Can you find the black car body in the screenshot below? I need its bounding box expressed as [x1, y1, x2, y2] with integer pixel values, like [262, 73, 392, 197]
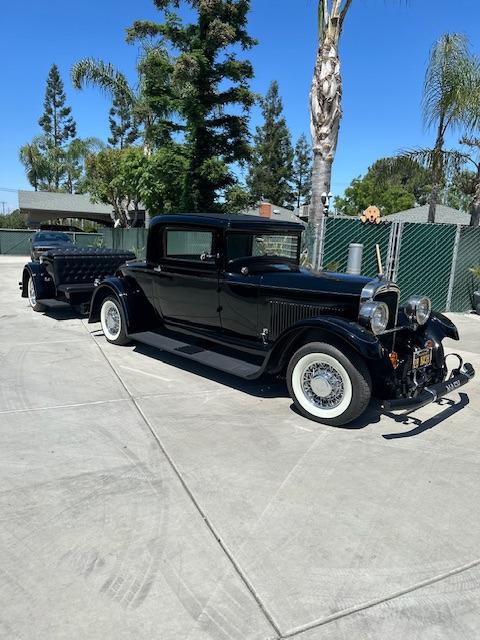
[21, 247, 136, 313]
[86, 213, 474, 425]
[30, 231, 73, 261]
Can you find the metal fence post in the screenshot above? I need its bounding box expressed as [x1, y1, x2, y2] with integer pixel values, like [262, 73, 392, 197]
[445, 225, 461, 312]
[386, 221, 403, 282]
[312, 217, 327, 270]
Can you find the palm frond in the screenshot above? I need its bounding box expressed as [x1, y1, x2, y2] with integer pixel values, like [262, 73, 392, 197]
[71, 59, 135, 104]
[400, 147, 468, 182]
[422, 33, 478, 132]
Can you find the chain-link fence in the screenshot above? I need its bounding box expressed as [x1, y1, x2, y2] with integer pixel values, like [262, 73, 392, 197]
[3, 221, 479, 313]
[307, 217, 480, 313]
[102, 228, 147, 259]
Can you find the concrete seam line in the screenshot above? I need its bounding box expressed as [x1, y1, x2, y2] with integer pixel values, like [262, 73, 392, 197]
[85, 329, 282, 639]
[282, 556, 480, 638]
[0, 398, 128, 415]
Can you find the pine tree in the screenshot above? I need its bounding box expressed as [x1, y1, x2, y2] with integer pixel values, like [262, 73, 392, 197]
[38, 64, 77, 189]
[292, 134, 313, 209]
[127, 0, 256, 211]
[108, 93, 139, 148]
[247, 81, 294, 208]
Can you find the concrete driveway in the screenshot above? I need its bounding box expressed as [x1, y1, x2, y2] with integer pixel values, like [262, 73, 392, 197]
[1, 255, 480, 640]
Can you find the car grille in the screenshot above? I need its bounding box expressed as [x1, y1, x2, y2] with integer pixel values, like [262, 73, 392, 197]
[374, 289, 399, 330]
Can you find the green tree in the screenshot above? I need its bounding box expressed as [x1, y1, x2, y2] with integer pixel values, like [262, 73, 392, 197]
[38, 64, 77, 189]
[108, 94, 139, 148]
[139, 146, 188, 214]
[86, 148, 131, 226]
[72, 50, 174, 155]
[224, 183, 251, 213]
[0, 210, 27, 229]
[292, 134, 313, 209]
[85, 146, 187, 226]
[334, 157, 433, 216]
[127, 0, 256, 211]
[63, 138, 104, 194]
[247, 81, 294, 207]
[417, 34, 480, 222]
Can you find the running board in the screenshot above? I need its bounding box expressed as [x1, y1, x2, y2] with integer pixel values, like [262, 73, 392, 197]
[130, 331, 263, 379]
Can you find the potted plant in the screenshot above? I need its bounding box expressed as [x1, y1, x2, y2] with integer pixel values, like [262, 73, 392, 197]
[469, 266, 480, 314]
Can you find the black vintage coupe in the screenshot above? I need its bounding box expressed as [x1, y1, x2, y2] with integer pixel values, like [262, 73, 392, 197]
[88, 213, 474, 426]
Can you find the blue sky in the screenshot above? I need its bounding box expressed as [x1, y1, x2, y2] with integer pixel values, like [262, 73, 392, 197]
[1, 0, 480, 211]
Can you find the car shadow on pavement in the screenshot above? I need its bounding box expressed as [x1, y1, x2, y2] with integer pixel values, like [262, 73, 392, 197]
[42, 305, 85, 321]
[130, 341, 290, 399]
[381, 393, 470, 439]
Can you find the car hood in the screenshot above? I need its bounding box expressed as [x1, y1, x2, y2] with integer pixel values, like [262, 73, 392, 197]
[260, 268, 373, 298]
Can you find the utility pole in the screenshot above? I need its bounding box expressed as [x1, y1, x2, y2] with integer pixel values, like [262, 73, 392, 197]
[0, 202, 7, 215]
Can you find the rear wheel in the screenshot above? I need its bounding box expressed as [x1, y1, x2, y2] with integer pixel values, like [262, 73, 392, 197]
[27, 275, 46, 312]
[287, 341, 372, 426]
[100, 296, 131, 345]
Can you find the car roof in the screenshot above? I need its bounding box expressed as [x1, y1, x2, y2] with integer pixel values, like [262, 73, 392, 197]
[149, 213, 304, 232]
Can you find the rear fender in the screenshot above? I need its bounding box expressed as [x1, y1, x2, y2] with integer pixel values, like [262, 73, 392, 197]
[21, 262, 54, 300]
[266, 316, 385, 375]
[88, 277, 157, 334]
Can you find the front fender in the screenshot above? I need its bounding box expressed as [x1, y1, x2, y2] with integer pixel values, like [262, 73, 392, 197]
[88, 276, 157, 334]
[266, 316, 385, 375]
[423, 311, 459, 342]
[21, 262, 54, 300]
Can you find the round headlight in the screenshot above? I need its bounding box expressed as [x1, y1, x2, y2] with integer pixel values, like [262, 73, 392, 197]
[405, 296, 431, 325]
[359, 301, 389, 335]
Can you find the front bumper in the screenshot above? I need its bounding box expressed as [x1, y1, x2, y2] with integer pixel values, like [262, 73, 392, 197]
[383, 361, 475, 412]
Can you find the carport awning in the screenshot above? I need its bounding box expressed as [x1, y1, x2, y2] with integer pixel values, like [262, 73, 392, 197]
[18, 190, 144, 226]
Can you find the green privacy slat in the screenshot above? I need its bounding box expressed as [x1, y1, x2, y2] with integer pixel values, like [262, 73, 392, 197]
[0, 230, 34, 255]
[451, 226, 480, 312]
[396, 223, 457, 310]
[322, 218, 391, 277]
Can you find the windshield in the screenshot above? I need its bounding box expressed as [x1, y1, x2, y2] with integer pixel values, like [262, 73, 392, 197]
[227, 233, 300, 262]
[34, 232, 72, 242]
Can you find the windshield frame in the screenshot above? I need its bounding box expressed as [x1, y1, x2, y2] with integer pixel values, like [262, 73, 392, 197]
[225, 230, 301, 266]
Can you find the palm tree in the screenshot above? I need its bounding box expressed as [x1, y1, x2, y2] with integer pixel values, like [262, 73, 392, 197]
[309, 0, 352, 221]
[421, 34, 480, 222]
[71, 49, 173, 156]
[19, 138, 50, 191]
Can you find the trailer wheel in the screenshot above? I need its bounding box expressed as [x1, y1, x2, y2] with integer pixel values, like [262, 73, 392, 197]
[27, 274, 46, 312]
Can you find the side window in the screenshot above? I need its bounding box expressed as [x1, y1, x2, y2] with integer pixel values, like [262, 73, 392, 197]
[165, 230, 214, 262]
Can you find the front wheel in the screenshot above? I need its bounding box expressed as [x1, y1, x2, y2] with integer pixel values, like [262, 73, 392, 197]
[100, 296, 131, 345]
[287, 341, 372, 426]
[27, 275, 46, 312]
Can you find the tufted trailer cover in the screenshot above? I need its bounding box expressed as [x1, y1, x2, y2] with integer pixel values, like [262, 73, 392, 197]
[42, 247, 136, 288]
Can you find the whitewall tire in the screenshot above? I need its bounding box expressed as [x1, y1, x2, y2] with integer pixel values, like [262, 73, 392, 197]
[100, 296, 131, 345]
[287, 341, 371, 426]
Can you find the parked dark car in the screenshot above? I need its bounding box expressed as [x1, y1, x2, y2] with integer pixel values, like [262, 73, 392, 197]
[21, 247, 136, 314]
[85, 213, 474, 426]
[30, 231, 73, 261]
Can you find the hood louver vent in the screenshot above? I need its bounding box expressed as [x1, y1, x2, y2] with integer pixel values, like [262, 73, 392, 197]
[268, 300, 349, 340]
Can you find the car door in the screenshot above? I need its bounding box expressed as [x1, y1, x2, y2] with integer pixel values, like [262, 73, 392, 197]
[153, 226, 221, 331]
[219, 232, 261, 341]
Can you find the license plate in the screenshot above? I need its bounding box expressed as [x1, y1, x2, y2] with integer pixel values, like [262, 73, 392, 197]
[413, 348, 432, 369]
